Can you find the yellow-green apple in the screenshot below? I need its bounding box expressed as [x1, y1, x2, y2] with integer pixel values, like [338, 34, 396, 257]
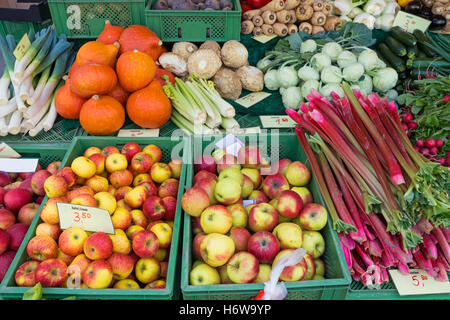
[218, 264, 232, 283]
[277, 190, 304, 219]
[314, 259, 325, 276]
[83, 259, 113, 288]
[67, 186, 94, 202]
[149, 222, 172, 248]
[248, 203, 279, 232]
[192, 233, 206, 260]
[291, 187, 313, 205]
[192, 259, 205, 269]
[241, 168, 262, 189]
[189, 263, 220, 285]
[114, 278, 140, 289]
[247, 231, 280, 264]
[102, 145, 120, 158]
[168, 159, 182, 179]
[253, 264, 271, 283]
[194, 178, 217, 205]
[105, 153, 128, 173]
[83, 146, 102, 158]
[200, 233, 235, 267]
[85, 175, 109, 193]
[30, 170, 52, 195]
[35, 222, 61, 240]
[26, 234, 58, 261]
[150, 162, 172, 184]
[303, 253, 316, 280]
[261, 174, 290, 200]
[58, 227, 88, 256]
[44, 175, 68, 198]
[192, 216, 203, 235]
[57, 248, 75, 266]
[229, 226, 251, 252]
[194, 155, 217, 174]
[218, 167, 244, 186]
[158, 178, 179, 198]
[107, 252, 135, 280]
[273, 249, 307, 281]
[217, 154, 241, 173]
[160, 261, 168, 278]
[0, 208, 15, 229]
[154, 248, 167, 261]
[107, 185, 116, 196]
[161, 196, 177, 221]
[227, 251, 259, 284]
[121, 142, 141, 162]
[94, 191, 117, 215]
[84, 232, 114, 260]
[126, 225, 145, 240]
[111, 207, 132, 230]
[35, 258, 67, 287]
[143, 196, 166, 221]
[40, 197, 65, 225]
[56, 167, 77, 188]
[273, 158, 292, 177]
[214, 178, 241, 205]
[7, 223, 28, 251]
[71, 193, 97, 207]
[285, 161, 311, 187]
[130, 209, 148, 228]
[237, 145, 262, 169]
[115, 186, 132, 201]
[273, 222, 303, 249]
[200, 204, 233, 234]
[181, 187, 210, 217]
[133, 173, 152, 187]
[135, 257, 160, 284]
[313, 274, 325, 280]
[15, 260, 39, 287]
[247, 190, 269, 204]
[298, 203, 328, 231]
[193, 170, 217, 185]
[132, 230, 159, 258]
[131, 152, 153, 174]
[71, 156, 97, 179]
[89, 153, 106, 175]
[0, 229, 10, 255]
[241, 175, 254, 199]
[116, 199, 132, 211]
[124, 185, 147, 208]
[109, 229, 132, 254]
[142, 144, 162, 163]
[46, 161, 61, 175]
[301, 231, 325, 259]
[109, 169, 134, 189]
[259, 157, 272, 175]
[227, 203, 247, 228]
[18, 202, 39, 225]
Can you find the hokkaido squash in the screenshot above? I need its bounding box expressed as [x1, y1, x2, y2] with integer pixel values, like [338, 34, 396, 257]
[126, 80, 172, 129]
[155, 66, 175, 87]
[107, 82, 129, 106]
[118, 25, 162, 59]
[69, 64, 118, 98]
[116, 50, 156, 92]
[68, 61, 81, 78]
[97, 20, 124, 45]
[146, 44, 168, 62]
[54, 80, 87, 119]
[79, 95, 125, 136]
[76, 41, 120, 68]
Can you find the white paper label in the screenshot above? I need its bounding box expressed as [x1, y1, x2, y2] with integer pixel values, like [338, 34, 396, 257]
[389, 269, 450, 296]
[117, 129, 159, 137]
[0, 143, 21, 158]
[259, 115, 296, 128]
[0, 158, 38, 172]
[215, 134, 245, 157]
[57, 202, 115, 234]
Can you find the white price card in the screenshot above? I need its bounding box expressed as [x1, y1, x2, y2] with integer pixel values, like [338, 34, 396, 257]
[0, 158, 38, 172]
[235, 92, 271, 109]
[392, 11, 431, 33]
[57, 202, 115, 234]
[259, 115, 296, 128]
[0, 143, 21, 158]
[231, 127, 262, 134]
[389, 269, 450, 296]
[214, 134, 245, 157]
[252, 34, 277, 43]
[117, 128, 159, 137]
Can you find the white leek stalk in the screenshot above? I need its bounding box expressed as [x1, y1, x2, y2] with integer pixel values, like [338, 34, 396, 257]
[0, 97, 18, 118]
[29, 114, 47, 137]
[23, 95, 52, 129]
[0, 72, 11, 105]
[42, 85, 61, 131]
[8, 109, 23, 134]
[0, 116, 7, 136]
[27, 66, 51, 105]
[19, 77, 33, 101]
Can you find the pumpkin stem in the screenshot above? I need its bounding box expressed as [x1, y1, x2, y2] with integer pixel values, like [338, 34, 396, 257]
[133, 49, 139, 53]
[62, 75, 69, 81]
[92, 95, 100, 101]
[158, 40, 163, 46]
[113, 41, 121, 49]
[105, 20, 111, 27]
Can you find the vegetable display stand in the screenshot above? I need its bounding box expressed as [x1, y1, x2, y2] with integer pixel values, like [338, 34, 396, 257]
[0, 136, 190, 300]
[47, 0, 146, 38]
[0, 19, 52, 42]
[145, 0, 241, 42]
[180, 132, 352, 300]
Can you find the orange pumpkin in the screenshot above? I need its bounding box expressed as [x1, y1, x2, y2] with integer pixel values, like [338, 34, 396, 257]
[97, 20, 124, 45]
[126, 80, 172, 129]
[79, 95, 125, 136]
[107, 83, 129, 106]
[119, 25, 162, 59]
[116, 50, 156, 92]
[146, 44, 168, 62]
[54, 80, 87, 119]
[76, 41, 120, 68]
[68, 61, 81, 78]
[69, 64, 118, 98]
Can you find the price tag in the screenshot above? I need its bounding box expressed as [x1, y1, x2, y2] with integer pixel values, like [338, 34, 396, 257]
[259, 115, 296, 128]
[231, 127, 262, 134]
[0, 143, 21, 158]
[117, 128, 159, 138]
[0, 158, 38, 172]
[57, 202, 115, 234]
[243, 200, 256, 208]
[392, 11, 431, 33]
[215, 134, 245, 157]
[253, 34, 277, 44]
[235, 92, 271, 109]
[389, 269, 450, 296]
[13, 33, 32, 61]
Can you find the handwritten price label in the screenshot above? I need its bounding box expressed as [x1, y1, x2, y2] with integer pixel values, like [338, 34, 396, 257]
[392, 11, 431, 33]
[13, 33, 32, 61]
[231, 127, 262, 134]
[117, 129, 159, 138]
[253, 34, 277, 44]
[0, 143, 21, 158]
[57, 202, 114, 234]
[235, 92, 271, 109]
[389, 269, 450, 296]
[259, 115, 296, 128]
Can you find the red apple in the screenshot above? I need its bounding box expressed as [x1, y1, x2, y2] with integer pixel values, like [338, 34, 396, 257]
[247, 190, 269, 204]
[3, 189, 33, 212]
[30, 170, 52, 196]
[277, 190, 303, 219]
[261, 174, 290, 200]
[181, 187, 210, 217]
[121, 142, 142, 162]
[0, 187, 7, 205]
[26, 234, 58, 261]
[248, 203, 279, 232]
[18, 203, 40, 225]
[7, 223, 29, 251]
[101, 146, 120, 158]
[83, 232, 114, 260]
[15, 260, 39, 287]
[248, 231, 280, 264]
[35, 258, 67, 287]
[55, 167, 77, 188]
[192, 233, 206, 260]
[298, 203, 328, 231]
[46, 161, 61, 175]
[0, 251, 16, 282]
[0, 171, 13, 187]
[0, 229, 10, 255]
[193, 170, 217, 185]
[217, 154, 241, 173]
[237, 145, 262, 169]
[18, 179, 33, 195]
[162, 196, 177, 221]
[132, 230, 159, 258]
[226, 251, 259, 283]
[192, 216, 204, 235]
[139, 181, 159, 198]
[143, 196, 166, 221]
[194, 178, 217, 205]
[0, 208, 16, 229]
[273, 158, 292, 176]
[229, 226, 251, 252]
[131, 152, 153, 174]
[194, 155, 217, 174]
[158, 178, 179, 198]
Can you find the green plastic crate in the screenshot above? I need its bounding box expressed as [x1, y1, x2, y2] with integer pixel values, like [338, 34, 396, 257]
[180, 132, 352, 300]
[145, 0, 241, 42]
[48, 0, 146, 38]
[0, 136, 190, 300]
[0, 19, 52, 42]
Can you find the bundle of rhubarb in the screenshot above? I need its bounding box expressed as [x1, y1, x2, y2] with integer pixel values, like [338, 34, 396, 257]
[285, 84, 450, 287]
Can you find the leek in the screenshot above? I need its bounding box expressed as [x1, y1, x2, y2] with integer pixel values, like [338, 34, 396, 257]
[31, 37, 71, 79]
[23, 95, 52, 129]
[0, 113, 11, 136]
[8, 109, 23, 134]
[42, 82, 63, 131]
[0, 70, 10, 105]
[21, 29, 55, 81]
[0, 117, 7, 136]
[19, 77, 34, 101]
[27, 66, 51, 105]
[6, 34, 16, 53]
[0, 98, 18, 118]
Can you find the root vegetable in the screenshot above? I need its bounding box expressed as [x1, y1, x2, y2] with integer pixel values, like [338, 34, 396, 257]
[324, 16, 344, 31]
[299, 22, 313, 34]
[158, 52, 188, 77]
[273, 23, 289, 36]
[296, 5, 314, 21]
[203, 0, 221, 10]
[288, 23, 299, 34]
[213, 68, 242, 100]
[187, 49, 222, 79]
[432, 2, 445, 15]
[312, 25, 325, 34]
[199, 41, 221, 58]
[261, 0, 285, 12]
[276, 10, 293, 23]
[153, 0, 169, 10]
[262, 24, 275, 35]
[236, 66, 264, 92]
[311, 11, 327, 25]
[172, 42, 198, 60]
[252, 15, 264, 27]
[221, 40, 249, 69]
[299, 0, 314, 6]
[241, 20, 255, 34]
[289, 10, 298, 23]
[285, 0, 301, 10]
[243, 9, 261, 20]
[262, 10, 277, 24]
[322, 1, 333, 15]
[313, 0, 324, 11]
[253, 26, 263, 36]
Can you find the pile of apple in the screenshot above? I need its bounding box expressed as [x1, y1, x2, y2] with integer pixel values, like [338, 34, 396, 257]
[13, 142, 182, 290]
[182, 145, 329, 286]
[0, 160, 63, 283]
